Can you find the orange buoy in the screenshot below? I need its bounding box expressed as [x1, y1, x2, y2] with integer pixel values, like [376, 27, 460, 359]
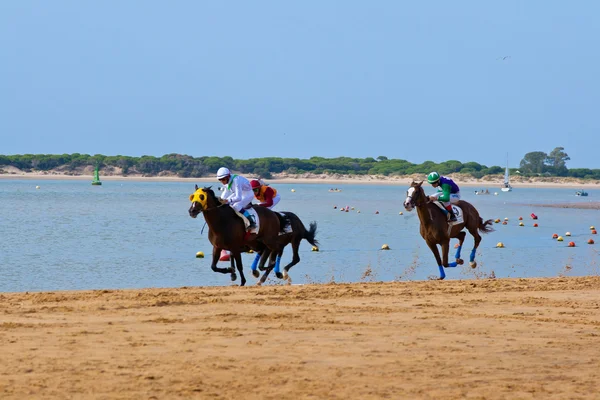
[552, 233, 558, 239]
[568, 242, 575, 247]
[519, 216, 523, 220]
[588, 239, 595, 244]
[375, 211, 379, 214]
[592, 230, 597, 235]
[502, 221, 507, 225]
[219, 250, 230, 262]
[533, 223, 538, 227]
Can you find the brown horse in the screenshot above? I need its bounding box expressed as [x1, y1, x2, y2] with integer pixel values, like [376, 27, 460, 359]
[188, 185, 286, 286]
[403, 181, 494, 279]
[250, 212, 319, 285]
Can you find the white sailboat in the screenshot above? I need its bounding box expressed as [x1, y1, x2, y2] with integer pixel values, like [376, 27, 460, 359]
[501, 155, 512, 192]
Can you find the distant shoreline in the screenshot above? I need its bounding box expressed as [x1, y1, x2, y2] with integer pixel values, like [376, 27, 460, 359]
[2, 169, 600, 189]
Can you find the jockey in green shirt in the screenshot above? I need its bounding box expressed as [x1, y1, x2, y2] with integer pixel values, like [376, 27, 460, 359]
[427, 172, 461, 222]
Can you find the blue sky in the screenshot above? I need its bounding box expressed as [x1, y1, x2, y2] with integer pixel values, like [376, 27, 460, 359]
[1, 1, 598, 168]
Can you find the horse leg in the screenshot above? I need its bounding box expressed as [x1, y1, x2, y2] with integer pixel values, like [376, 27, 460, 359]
[233, 251, 246, 286]
[425, 241, 446, 280]
[229, 254, 237, 282]
[441, 240, 458, 269]
[258, 251, 278, 285]
[211, 247, 233, 274]
[282, 239, 301, 281]
[453, 231, 466, 265]
[274, 248, 284, 280]
[250, 251, 263, 278]
[258, 250, 271, 271]
[468, 229, 483, 269]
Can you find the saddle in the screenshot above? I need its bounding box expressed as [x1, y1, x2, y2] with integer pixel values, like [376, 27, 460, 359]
[432, 202, 463, 224]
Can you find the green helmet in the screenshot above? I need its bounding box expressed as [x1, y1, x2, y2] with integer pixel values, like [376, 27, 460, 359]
[427, 172, 440, 184]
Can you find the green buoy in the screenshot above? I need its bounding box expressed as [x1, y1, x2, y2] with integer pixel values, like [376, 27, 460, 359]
[91, 166, 102, 186]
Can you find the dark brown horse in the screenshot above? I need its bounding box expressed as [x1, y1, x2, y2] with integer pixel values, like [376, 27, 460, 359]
[250, 212, 319, 285]
[188, 185, 286, 286]
[403, 181, 494, 279]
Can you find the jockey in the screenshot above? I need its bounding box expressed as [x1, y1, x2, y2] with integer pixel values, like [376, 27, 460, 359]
[251, 180, 280, 209]
[427, 171, 461, 222]
[216, 167, 256, 229]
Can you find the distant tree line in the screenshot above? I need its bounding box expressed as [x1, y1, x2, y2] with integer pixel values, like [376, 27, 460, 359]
[1, 147, 599, 180]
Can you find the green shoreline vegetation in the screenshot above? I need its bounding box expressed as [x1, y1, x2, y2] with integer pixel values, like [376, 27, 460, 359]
[1, 147, 597, 180]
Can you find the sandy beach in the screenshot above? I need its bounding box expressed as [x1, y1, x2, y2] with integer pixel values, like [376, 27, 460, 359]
[1, 277, 599, 399]
[2, 167, 600, 189]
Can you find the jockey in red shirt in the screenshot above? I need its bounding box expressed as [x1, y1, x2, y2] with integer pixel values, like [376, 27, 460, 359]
[251, 180, 281, 209]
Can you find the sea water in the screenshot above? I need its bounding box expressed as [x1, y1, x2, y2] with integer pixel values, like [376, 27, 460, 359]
[1, 179, 599, 292]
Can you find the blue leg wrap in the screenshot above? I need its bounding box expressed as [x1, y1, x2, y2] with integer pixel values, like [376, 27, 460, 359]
[438, 265, 446, 279]
[447, 262, 457, 268]
[274, 256, 282, 273]
[470, 248, 476, 263]
[250, 253, 261, 271]
[454, 246, 462, 260]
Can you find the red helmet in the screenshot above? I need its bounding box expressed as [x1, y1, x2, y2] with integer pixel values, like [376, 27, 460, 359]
[250, 180, 261, 189]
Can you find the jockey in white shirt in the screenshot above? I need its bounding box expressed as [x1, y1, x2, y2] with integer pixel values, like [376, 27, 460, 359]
[216, 167, 256, 229]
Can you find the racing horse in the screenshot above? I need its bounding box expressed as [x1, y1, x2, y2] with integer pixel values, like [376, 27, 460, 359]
[403, 181, 494, 279]
[250, 212, 319, 285]
[188, 185, 287, 286]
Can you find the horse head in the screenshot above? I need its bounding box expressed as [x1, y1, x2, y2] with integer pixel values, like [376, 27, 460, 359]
[188, 184, 219, 218]
[403, 181, 427, 211]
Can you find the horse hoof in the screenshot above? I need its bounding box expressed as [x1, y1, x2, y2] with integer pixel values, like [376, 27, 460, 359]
[252, 270, 260, 278]
[276, 272, 284, 279]
[456, 259, 464, 265]
[231, 273, 237, 281]
[470, 261, 477, 269]
[282, 270, 289, 279]
[256, 281, 262, 286]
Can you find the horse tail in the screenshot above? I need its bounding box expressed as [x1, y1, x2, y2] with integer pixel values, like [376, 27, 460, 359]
[304, 221, 319, 247]
[478, 218, 494, 234]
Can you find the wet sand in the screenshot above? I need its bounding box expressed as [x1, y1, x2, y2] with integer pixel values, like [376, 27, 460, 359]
[2, 277, 600, 399]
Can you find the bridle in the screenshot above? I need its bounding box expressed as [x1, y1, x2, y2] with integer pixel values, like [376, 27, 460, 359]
[406, 185, 428, 208]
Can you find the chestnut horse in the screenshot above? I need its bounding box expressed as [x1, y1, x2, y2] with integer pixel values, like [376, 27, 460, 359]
[250, 212, 319, 285]
[403, 181, 494, 279]
[188, 185, 286, 286]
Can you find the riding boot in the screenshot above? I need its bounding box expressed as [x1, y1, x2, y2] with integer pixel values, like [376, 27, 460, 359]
[446, 205, 457, 222]
[243, 210, 256, 229]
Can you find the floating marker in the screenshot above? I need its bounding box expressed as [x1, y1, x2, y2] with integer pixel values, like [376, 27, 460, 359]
[588, 239, 595, 244]
[398, 211, 403, 215]
[496, 242, 505, 248]
[519, 216, 523, 220]
[519, 222, 524, 226]
[35, 186, 40, 189]
[375, 211, 379, 214]
[533, 223, 538, 227]
[557, 236, 564, 242]
[592, 230, 597, 235]
[195, 251, 205, 258]
[552, 233, 558, 239]
[311, 246, 319, 252]
[565, 232, 572, 237]
[219, 250, 230, 262]
[590, 226, 595, 230]
[381, 244, 390, 250]
[568, 241, 576, 247]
